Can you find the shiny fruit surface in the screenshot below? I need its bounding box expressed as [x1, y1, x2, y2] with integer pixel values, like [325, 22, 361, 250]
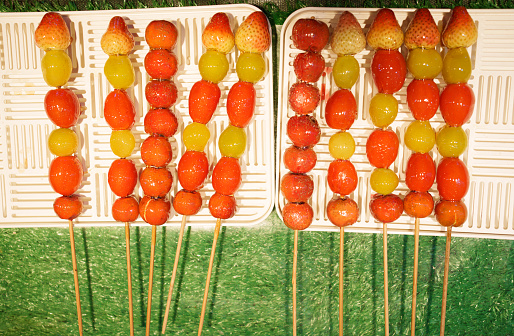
[212, 157, 242, 196]
[44, 89, 80, 128]
[370, 168, 399, 195]
[140, 167, 172, 198]
[112, 196, 139, 222]
[287, 115, 321, 148]
[209, 192, 236, 219]
[327, 159, 358, 196]
[108, 158, 137, 197]
[189, 80, 220, 124]
[227, 81, 256, 128]
[294, 52, 325, 83]
[218, 125, 246, 158]
[327, 197, 359, 227]
[54, 195, 82, 220]
[404, 191, 434, 218]
[139, 196, 171, 226]
[145, 20, 178, 50]
[281, 173, 314, 203]
[369, 93, 398, 128]
[144, 108, 178, 138]
[407, 48, 443, 79]
[404, 120, 435, 154]
[436, 157, 469, 201]
[173, 189, 203, 216]
[369, 194, 404, 223]
[366, 129, 399, 168]
[41, 50, 72, 87]
[48, 128, 78, 157]
[325, 89, 357, 130]
[371, 49, 407, 94]
[435, 199, 467, 227]
[440, 83, 475, 126]
[291, 18, 330, 53]
[104, 89, 135, 130]
[436, 125, 467, 158]
[110, 130, 135, 158]
[407, 79, 439, 120]
[182, 122, 210, 152]
[329, 131, 355, 160]
[442, 47, 472, 84]
[236, 52, 266, 83]
[177, 150, 209, 190]
[145, 80, 178, 108]
[144, 49, 178, 79]
[282, 202, 313, 230]
[332, 55, 359, 89]
[49, 156, 83, 196]
[104, 55, 135, 89]
[198, 50, 229, 84]
[283, 146, 317, 174]
[405, 152, 436, 192]
[288, 82, 320, 115]
[141, 135, 172, 167]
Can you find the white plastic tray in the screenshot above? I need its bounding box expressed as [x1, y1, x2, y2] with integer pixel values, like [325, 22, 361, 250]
[0, 4, 275, 228]
[277, 7, 514, 240]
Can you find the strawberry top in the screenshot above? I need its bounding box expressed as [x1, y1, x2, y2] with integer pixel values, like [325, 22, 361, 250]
[202, 13, 235, 54]
[404, 8, 440, 50]
[442, 6, 478, 49]
[35, 12, 71, 51]
[235, 11, 270, 53]
[101, 16, 135, 56]
[331, 11, 366, 56]
[366, 8, 404, 50]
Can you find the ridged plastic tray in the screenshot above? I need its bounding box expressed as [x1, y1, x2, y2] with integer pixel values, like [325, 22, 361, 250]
[276, 7, 514, 239]
[0, 4, 275, 228]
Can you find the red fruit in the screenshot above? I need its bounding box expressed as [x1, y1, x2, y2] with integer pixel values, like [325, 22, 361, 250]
[440, 84, 475, 126]
[189, 80, 221, 124]
[369, 194, 404, 223]
[293, 52, 325, 82]
[366, 129, 399, 168]
[112, 196, 139, 222]
[234, 11, 271, 53]
[49, 156, 83, 196]
[202, 13, 235, 54]
[144, 49, 178, 79]
[108, 159, 137, 197]
[286, 115, 321, 148]
[227, 81, 256, 128]
[325, 89, 357, 130]
[104, 89, 135, 130]
[140, 167, 172, 198]
[283, 146, 317, 174]
[101, 16, 134, 56]
[405, 153, 436, 192]
[407, 79, 439, 121]
[139, 196, 171, 226]
[44, 88, 81, 128]
[442, 6, 478, 49]
[288, 82, 320, 115]
[403, 191, 434, 218]
[141, 135, 172, 167]
[177, 150, 209, 191]
[404, 8, 440, 50]
[35, 12, 71, 51]
[53, 195, 82, 220]
[144, 108, 178, 137]
[371, 49, 407, 94]
[291, 18, 329, 53]
[436, 157, 469, 201]
[327, 197, 359, 227]
[281, 173, 314, 203]
[209, 192, 236, 219]
[212, 157, 242, 196]
[327, 159, 358, 196]
[173, 189, 203, 216]
[145, 80, 178, 108]
[145, 20, 178, 50]
[331, 11, 366, 56]
[435, 199, 467, 227]
[282, 202, 313, 230]
[366, 8, 404, 50]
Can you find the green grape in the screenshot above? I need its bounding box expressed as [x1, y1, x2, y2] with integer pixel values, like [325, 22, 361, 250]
[436, 125, 468, 158]
[236, 53, 266, 83]
[110, 130, 135, 158]
[183, 122, 210, 152]
[407, 48, 443, 80]
[442, 47, 472, 84]
[404, 120, 436, 153]
[48, 128, 78, 156]
[329, 131, 355, 160]
[104, 55, 135, 89]
[369, 93, 398, 128]
[41, 50, 72, 87]
[370, 168, 399, 195]
[218, 125, 246, 158]
[332, 55, 359, 89]
[198, 50, 229, 84]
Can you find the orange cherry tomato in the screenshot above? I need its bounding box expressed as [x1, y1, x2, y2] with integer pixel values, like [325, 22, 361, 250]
[144, 108, 178, 137]
[104, 89, 135, 130]
[325, 89, 357, 131]
[280, 172, 314, 203]
[366, 129, 399, 168]
[369, 194, 403, 223]
[173, 189, 203, 216]
[227, 81, 256, 128]
[405, 153, 436, 192]
[49, 156, 83, 196]
[145, 20, 178, 50]
[407, 79, 439, 121]
[139, 195, 171, 225]
[53, 195, 82, 220]
[189, 80, 220, 124]
[403, 191, 434, 218]
[208, 192, 236, 219]
[141, 135, 172, 167]
[282, 202, 313, 230]
[327, 159, 358, 196]
[140, 167, 172, 198]
[327, 197, 359, 227]
[371, 49, 407, 94]
[177, 150, 209, 191]
[108, 158, 137, 197]
[440, 83, 475, 127]
[435, 199, 467, 227]
[112, 196, 139, 222]
[212, 157, 242, 196]
[44, 88, 81, 128]
[436, 157, 469, 201]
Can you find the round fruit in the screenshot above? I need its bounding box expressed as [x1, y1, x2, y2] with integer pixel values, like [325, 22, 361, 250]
[209, 192, 236, 219]
[407, 79, 439, 121]
[110, 130, 135, 158]
[442, 47, 472, 84]
[369, 194, 404, 223]
[327, 197, 359, 227]
[182, 122, 210, 152]
[212, 157, 242, 196]
[325, 89, 357, 130]
[283, 146, 317, 174]
[145, 20, 178, 50]
[404, 191, 434, 218]
[288, 82, 320, 115]
[144, 108, 178, 138]
[366, 129, 399, 168]
[369, 93, 398, 128]
[282, 202, 313, 230]
[189, 80, 220, 124]
[177, 150, 209, 190]
[227, 81, 256, 128]
[53, 195, 82, 220]
[436, 157, 469, 201]
[327, 159, 358, 196]
[236, 52, 266, 83]
[140, 167, 172, 198]
[198, 50, 229, 84]
[440, 83, 475, 126]
[405, 152, 436, 192]
[44, 89, 80, 128]
[281, 173, 314, 203]
[112, 196, 139, 222]
[104, 55, 135, 89]
[108, 159, 137, 197]
[294, 52, 325, 83]
[329, 131, 355, 160]
[49, 156, 83, 196]
[104, 89, 136, 130]
[435, 199, 467, 227]
[287, 115, 321, 148]
[371, 49, 407, 94]
[173, 189, 203, 216]
[141, 135, 172, 167]
[145, 80, 178, 108]
[48, 128, 78, 157]
[370, 168, 399, 195]
[139, 196, 171, 226]
[291, 18, 330, 53]
[218, 125, 246, 158]
[144, 49, 178, 79]
[332, 55, 359, 89]
[407, 48, 443, 79]
[41, 50, 72, 87]
[436, 125, 468, 158]
[404, 120, 435, 154]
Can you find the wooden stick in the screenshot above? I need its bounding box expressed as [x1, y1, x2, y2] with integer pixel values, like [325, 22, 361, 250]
[383, 222, 389, 336]
[440, 226, 452, 336]
[125, 223, 134, 336]
[68, 220, 83, 336]
[146, 225, 157, 336]
[411, 218, 420, 336]
[339, 227, 344, 336]
[198, 218, 222, 336]
[162, 215, 188, 334]
[293, 229, 298, 336]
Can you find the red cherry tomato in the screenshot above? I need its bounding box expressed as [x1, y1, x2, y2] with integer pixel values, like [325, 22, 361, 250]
[282, 202, 313, 230]
[141, 135, 172, 167]
[440, 83, 475, 126]
[435, 199, 467, 227]
[366, 129, 399, 168]
[140, 167, 173, 198]
[145, 80, 178, 108]
[139, 196, 171, 225]
[189, 80, 221, 124]
[327, 159, 358, 196]
[53, 195, 82, 220]
[403, 191, 434, 218]
[369, 194, 404, 223]
[112, 196, 139, 222]
[327, 197, 359, 227]
[227, 81, 256, 128]
[173, 189, 203, 216]
[108, 159, 137, 197]
[144, 108, 178, 137]
[286, 115, 321, 148]
[405, 153, 436, 192]
[325, 89, 357, 130]
[371, 49, 407, 94]
[436, 157, 469, 201]
[407, 79, 439, 121]
[104, 89, 136, 130]
[212, 157, 242, 196]
[49, 156, 83, 196]
[177, 150, 209, 191]
[280, 172, 314, 203]
[44, 88, 81, 128]
[144, 49, 178, 79]
[283, 146, 317, 174]
[209, 192, 236, 219]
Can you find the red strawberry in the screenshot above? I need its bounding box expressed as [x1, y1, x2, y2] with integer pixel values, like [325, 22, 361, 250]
[331, 11, 366, 56]
[235, 11, 270, 53]
[202, 13, 235, 54]
[35, 12, 71, 51]
[442, 6, 478, 49]
[101, 16, 134, 56]
[227, 81, 256, 128]
[367, 8, 404, 50]
[404, 8, 440, 50]
[288, 82, 320, 115]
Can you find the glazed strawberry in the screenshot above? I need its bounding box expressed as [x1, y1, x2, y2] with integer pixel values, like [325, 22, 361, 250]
[404, 8, 440, 50]
[189, 80, 221, 124]
[331, 11, 366, 56]
[366, 8, 404, 50]
[227, 81, 256, 128]
[235, 11, 270, 53]
[442, 6, 478, 49]
[288, 82, 320, 115]
[101, 16, 135, 56]
[202, 13, 235, 54]
[35, 12, 71, 51]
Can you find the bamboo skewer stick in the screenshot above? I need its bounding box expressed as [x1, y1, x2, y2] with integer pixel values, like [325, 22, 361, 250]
[198, 218, 222, 336]
[411, 218, 420, 336]
[339, 227, 344, 336]
[125, 222, 134, 336]
[68, 220, 83, 336]
[293, 229, 298, 336]
[146, 225, 157, 336]
[162, 215, 188, 334]
[383, 222, 389, 336]
[440, 226, 452, 336]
